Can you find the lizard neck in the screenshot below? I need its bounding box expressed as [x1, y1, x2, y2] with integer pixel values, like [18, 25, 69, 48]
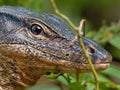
[0, 55, 44, 90]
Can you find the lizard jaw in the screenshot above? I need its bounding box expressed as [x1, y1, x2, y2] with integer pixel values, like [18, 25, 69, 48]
[35, 63, 110, 73]
[0, 44, 111, 73]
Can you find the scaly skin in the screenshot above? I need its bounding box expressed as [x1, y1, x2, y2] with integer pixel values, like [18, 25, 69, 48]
[0, 6, 112, 90]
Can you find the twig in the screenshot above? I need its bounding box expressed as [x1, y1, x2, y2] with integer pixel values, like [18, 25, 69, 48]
[50, 0, 78, 31]
[61, 74, 71, 84]
[77, 20, 99, 90]
[49, 0, 99, 90]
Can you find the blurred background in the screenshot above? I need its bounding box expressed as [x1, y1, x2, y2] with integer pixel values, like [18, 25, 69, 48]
[0, 0, 120, 90]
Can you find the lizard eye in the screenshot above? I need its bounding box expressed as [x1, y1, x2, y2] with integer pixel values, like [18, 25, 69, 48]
[31, 24, 43, 35]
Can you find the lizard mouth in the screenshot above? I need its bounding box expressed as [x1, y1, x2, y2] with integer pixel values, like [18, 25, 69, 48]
[0, 43, 111, 73]
[36, 62, 110, 73]
[36, 52, 112, 73]
[33, 53, 112, 73]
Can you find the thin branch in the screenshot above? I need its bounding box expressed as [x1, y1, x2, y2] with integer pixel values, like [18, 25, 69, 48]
[77, 20, 99, 90]
[50, 0, 78, 31]
[50, 0, 99, 90]
[61, 74, 71, 84]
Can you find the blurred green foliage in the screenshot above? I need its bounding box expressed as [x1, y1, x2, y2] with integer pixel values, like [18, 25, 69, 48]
[1, 0, 120, 90]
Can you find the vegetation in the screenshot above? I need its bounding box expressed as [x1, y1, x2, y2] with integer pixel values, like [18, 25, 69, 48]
[1, 0, 120, 90]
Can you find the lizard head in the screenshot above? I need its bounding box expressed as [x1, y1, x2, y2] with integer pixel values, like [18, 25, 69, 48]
[0, 6, 112, 73]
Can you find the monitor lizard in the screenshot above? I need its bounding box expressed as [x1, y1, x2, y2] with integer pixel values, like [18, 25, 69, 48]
[0, 6, 112, 90]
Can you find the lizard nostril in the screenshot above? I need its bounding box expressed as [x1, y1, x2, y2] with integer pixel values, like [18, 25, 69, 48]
[86, 46, 95, 54]
[66, 53, 69, 56]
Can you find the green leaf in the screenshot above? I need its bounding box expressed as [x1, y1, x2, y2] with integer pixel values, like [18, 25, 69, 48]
[69, 82, 86, 90]
[99, 81, 119, 90]
[109, 36, 120, 50]
[46, 72, 61, 79]
[102, 65, 120, 79]
[69, 81, 95, 90]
